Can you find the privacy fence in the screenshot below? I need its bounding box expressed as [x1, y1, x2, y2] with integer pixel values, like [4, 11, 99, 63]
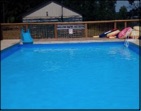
[0, 19, 139, 39]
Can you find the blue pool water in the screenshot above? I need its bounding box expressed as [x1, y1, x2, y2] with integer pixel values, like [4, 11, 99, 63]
[1, 42, 139, 109]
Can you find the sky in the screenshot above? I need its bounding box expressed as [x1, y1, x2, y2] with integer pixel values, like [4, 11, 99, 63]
[116, 0, 140, 12]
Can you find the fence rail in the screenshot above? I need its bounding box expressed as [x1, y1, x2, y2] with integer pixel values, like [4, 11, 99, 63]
[0, 19, 139, 40]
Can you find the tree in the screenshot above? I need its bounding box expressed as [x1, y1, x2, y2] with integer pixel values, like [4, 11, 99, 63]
[0, 0, 118, 22]
[127, 0, 141, 19]
[80, 0, 100, 21]
[117, 6, 128, 19]
[97, 0, 116, 20]
[128, 0, 135, 5]
[0, 0, 48, 23]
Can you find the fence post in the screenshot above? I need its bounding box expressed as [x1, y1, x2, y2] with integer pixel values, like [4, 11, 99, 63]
[85, 23, 88, 38]
[114, 22, 117, 29]
[54, 24, 57, 39]
[26, 24, 28, 30]
[0, 24, 3, 40]
[124, 22, 127, 28]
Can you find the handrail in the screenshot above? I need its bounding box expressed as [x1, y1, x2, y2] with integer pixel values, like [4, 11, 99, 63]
[0, 19, 140, 25]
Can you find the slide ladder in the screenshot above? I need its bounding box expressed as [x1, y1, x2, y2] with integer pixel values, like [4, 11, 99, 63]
[124, 28, 133, 47]
[124, 29, 136, 47]
[124, 36, 129, 47]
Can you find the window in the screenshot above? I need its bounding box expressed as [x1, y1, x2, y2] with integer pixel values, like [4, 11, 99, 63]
[46, 12, 48, 16]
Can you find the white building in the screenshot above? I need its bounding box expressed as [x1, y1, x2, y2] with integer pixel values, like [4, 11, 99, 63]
[22, 1, 83, 22]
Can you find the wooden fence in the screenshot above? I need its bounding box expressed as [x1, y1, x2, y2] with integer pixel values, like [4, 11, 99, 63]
[0, 19, 139, 40]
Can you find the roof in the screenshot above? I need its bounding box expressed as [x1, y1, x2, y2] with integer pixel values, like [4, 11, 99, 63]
[22, 0, 82, 18]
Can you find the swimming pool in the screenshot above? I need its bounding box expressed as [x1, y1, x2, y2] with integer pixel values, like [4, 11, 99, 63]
[1, 41, 139, 109]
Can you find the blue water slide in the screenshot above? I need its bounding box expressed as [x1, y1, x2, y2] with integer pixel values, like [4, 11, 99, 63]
[21, 29, 33, 44]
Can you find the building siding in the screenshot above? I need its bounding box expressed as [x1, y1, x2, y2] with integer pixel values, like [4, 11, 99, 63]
[24, 2, 82, 18]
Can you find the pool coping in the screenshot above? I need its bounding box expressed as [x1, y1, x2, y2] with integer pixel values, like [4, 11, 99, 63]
[0, 39, 140, 51]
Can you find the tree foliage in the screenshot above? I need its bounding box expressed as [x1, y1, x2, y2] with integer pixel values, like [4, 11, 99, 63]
[117, 6, 128, 19]
[128, 0, 135, 5]
[97, 0, 116, 20]
[1, 0, 117, 23]
[127, 0, 141, 19]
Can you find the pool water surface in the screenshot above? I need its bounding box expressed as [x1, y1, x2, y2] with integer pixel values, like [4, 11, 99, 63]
[1, 42, 139, 109]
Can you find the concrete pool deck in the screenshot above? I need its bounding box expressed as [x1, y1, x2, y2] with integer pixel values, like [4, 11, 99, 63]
[0, 38, 140, 51]
[1, 39, 21, 51]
